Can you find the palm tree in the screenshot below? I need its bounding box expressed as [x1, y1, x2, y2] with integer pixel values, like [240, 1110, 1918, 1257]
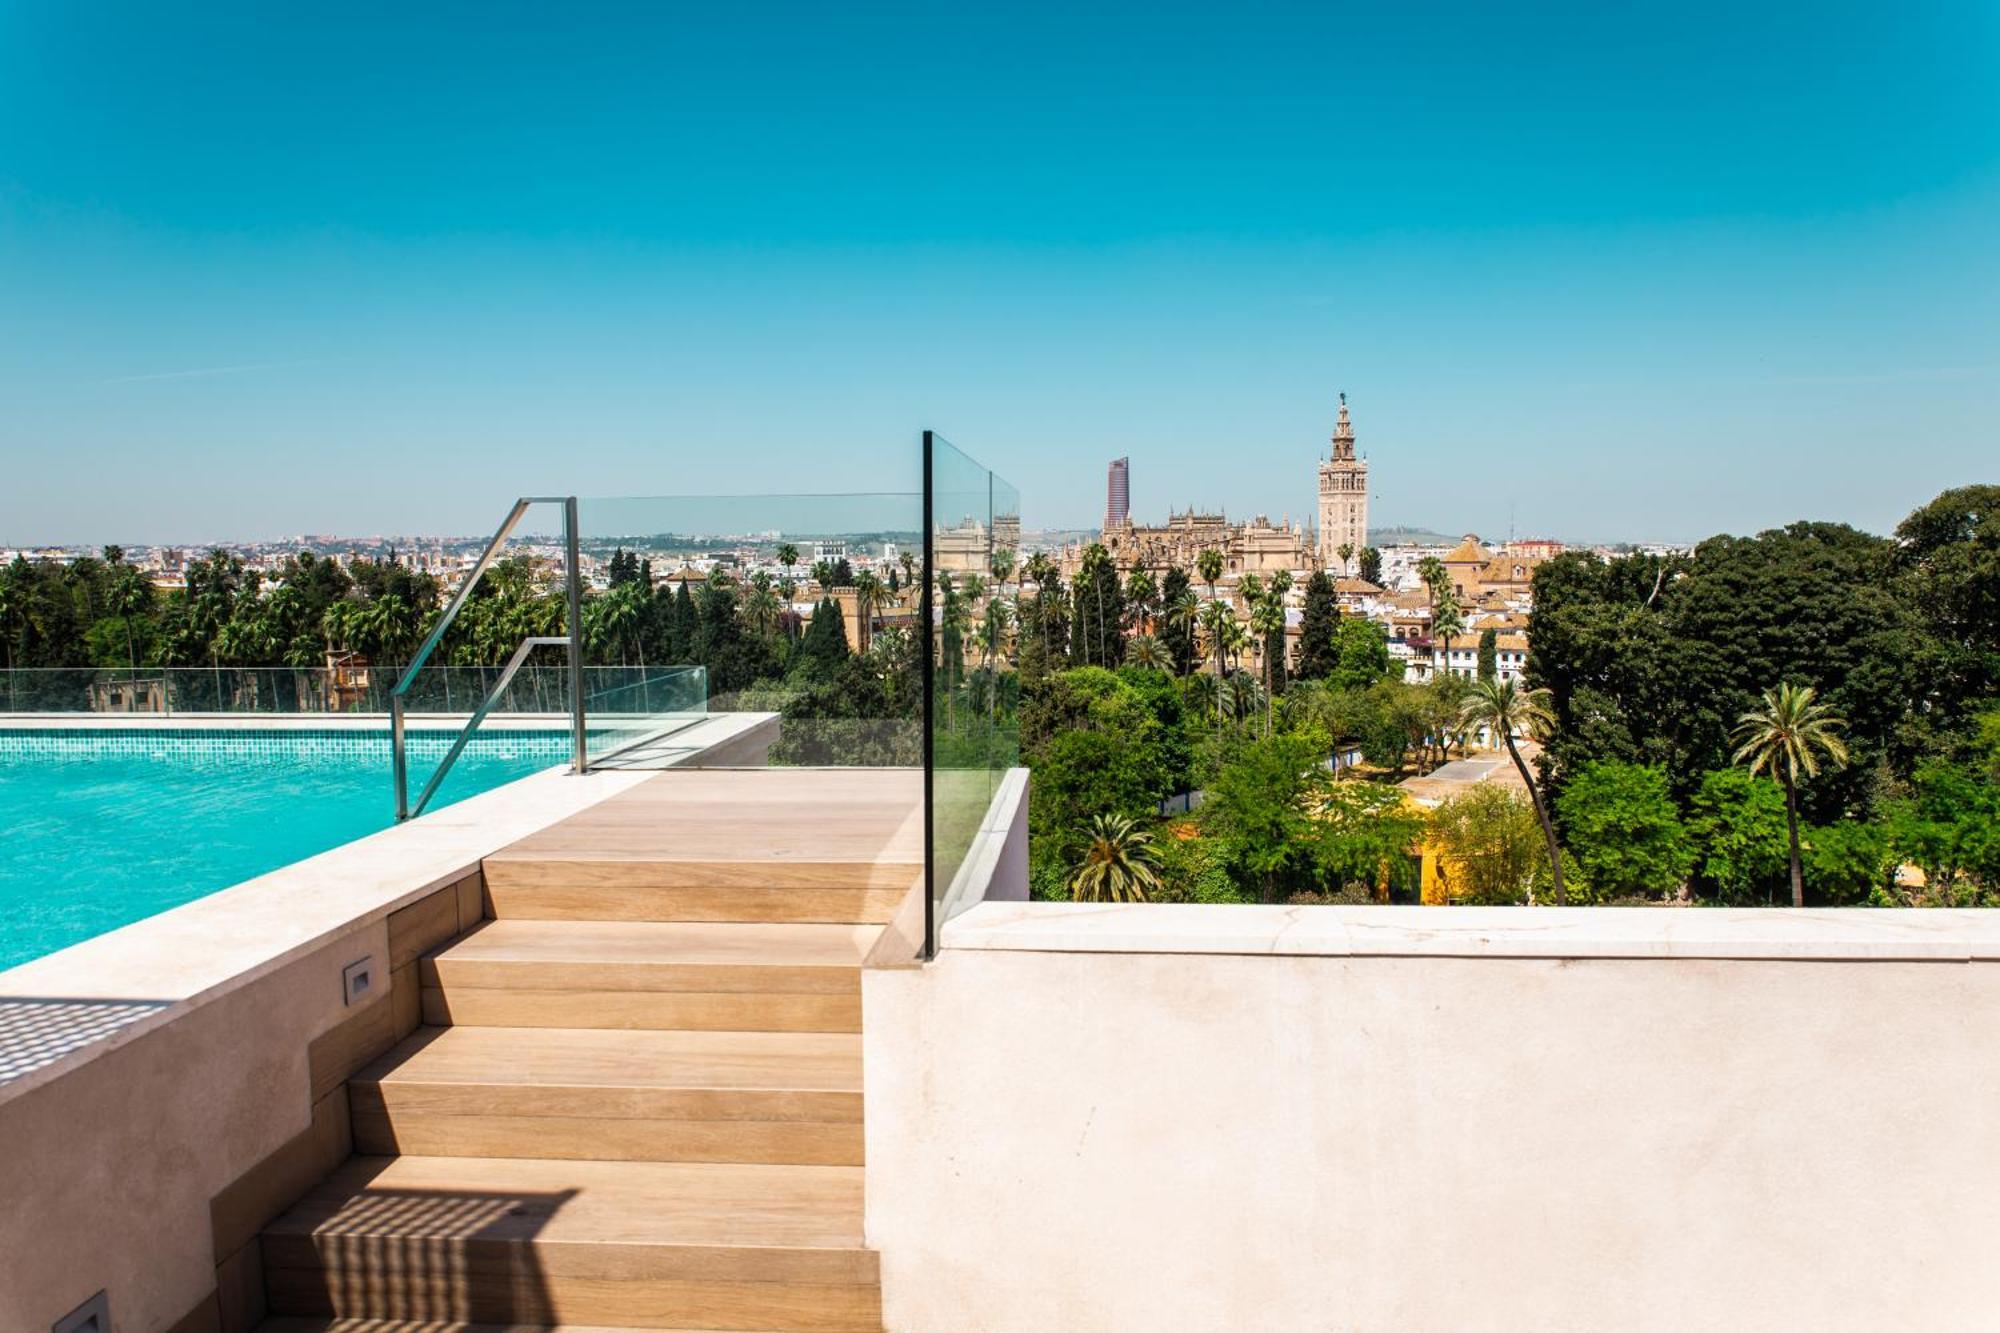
[898, 548, 917, 590]
[1196, 547, 1224, 603]
[1198, 598, 1235, 728]
[742, 576, 782, 644]
[580, 595, 616, 668]
[322, 598, 361, 656]
[1459, 678, 1565, 905]
[1337, 541, 1354, 578]
[1069, 813, 1163, 903]
[0, 569, 20, 675]
[1417, 554, 1447, 596]
[216, 607, 275, 664]
[110, 564, 151, 676]
[1072, 546, 1116, 667]
[1127, 634, 1170, 671]
[187, 589, 233, 705]
[1217, 670, 1266, 726]
[1023, 552, 1059, 663]
[1123, 568, 1157, 636]
[1249, 592, 1285, 736]
[1162, 586, 1199, 676]
[977, 595, 1014, 670]
[989, 548, 1015, 601]
[937, 571, 968, 730]
[1217, 612, 1250, 676]
[362, 593, 417, 668]
[810, 559, 834, 591]
[1264, 568, 1292, 683]
[776, 542, 800, 587]
[851, 571, 885, 654]
[1431, 595, 1465, 681]
[1732, 683, 1850, 908]
[601, 582, 648, 665]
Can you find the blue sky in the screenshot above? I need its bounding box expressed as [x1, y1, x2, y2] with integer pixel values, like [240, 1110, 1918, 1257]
[2, 1, 1995, 544]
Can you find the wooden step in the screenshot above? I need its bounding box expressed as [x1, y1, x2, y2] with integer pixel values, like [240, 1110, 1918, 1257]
[261, 1155, 880, 1331]
[481, 769, 921, 926]
[479, 861, 913, 926]
[422, 921, 870, 1033]
[350, 1027, 863, 1166]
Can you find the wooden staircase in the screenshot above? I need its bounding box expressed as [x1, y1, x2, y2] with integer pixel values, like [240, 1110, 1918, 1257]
[258, 769, 921, 1333]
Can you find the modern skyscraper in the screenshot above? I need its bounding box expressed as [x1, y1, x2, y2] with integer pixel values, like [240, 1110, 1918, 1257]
[1316, 394, 1369, 571]
[1105, 456, 1130, 530]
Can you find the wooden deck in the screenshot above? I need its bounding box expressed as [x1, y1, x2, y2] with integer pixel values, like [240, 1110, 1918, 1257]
[259, 767, 922, 1333]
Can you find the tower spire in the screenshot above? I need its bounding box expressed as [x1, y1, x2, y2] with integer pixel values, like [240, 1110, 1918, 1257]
[1317, 391, 1368, 570]
[1331, 392, 1355, 461]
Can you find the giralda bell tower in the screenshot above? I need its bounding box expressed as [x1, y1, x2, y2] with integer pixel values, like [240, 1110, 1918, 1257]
[1316, 393, 1368, 571]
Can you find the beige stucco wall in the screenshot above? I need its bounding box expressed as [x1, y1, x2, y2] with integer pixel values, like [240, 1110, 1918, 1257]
[864, 912, 2000, 1331]
[0, 764, 655, 1333]
[0, 922, 383, 1332]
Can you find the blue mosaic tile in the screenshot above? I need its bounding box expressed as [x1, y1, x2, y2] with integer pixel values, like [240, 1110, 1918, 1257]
[0, 728, 575, 766]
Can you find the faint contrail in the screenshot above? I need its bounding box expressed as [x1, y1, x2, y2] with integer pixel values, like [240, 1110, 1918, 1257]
[95, 359, 322, 384]
[1764, 364, 1997, 387]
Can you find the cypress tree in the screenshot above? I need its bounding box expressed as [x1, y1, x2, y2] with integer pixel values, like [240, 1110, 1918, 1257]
[1477, 627, 1498, 682]
[668, 581, 697, 661]
[1294, 569, 1339, 680]
[797, 599, 827, 667]
[1159, 566, 1197, 675]
[799, 597, 851, 676]
[822, 597, 851, 660]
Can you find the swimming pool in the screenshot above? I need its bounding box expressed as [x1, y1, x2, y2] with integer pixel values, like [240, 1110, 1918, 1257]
[0, 728, 571, 969]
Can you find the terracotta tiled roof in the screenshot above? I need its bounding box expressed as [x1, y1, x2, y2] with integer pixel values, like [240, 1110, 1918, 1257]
[1442, 535, 1490, 564]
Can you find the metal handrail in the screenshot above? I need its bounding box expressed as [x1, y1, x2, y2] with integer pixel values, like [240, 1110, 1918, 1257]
[400, 635, 569, 819]
[391, 496, 586, 819]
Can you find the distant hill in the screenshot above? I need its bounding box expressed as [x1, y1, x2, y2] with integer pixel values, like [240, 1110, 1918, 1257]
[1368, 525, 1460, 546]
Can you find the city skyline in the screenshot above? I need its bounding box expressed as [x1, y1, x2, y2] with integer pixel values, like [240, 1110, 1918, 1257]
[3, 4, 1996, 544]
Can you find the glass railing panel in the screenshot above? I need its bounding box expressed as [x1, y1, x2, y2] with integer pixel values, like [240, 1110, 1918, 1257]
[0, 668, 147, 713]
[926, 433, 1021, 954]
[583, 665, 708, 767]
[572, 491, 925, 770]
[0, 664, 657, 718]
[397, 660, 579, 811]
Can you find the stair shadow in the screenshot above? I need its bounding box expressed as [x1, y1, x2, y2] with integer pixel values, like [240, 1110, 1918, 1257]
[300, 1176, 575, 1323]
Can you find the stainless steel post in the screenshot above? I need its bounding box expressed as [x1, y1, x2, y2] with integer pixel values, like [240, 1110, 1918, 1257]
[564, 496, 587, 774]
[391, 693, 410, 820]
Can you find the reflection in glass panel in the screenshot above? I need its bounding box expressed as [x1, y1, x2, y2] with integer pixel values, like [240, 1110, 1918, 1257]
[573, 492, 925, 769]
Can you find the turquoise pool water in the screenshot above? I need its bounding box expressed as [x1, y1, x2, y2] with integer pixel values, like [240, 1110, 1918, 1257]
[0, 729, 570, 970]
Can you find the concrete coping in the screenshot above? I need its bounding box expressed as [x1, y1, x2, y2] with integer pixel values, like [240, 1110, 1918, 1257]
[938, 767, 1031, 924]
[941, 901, 2000, 962]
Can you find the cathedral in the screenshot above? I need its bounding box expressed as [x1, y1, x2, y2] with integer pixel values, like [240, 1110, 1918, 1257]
[1068, 396, 1369, 580]
[1316, 393, 1368, 567]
